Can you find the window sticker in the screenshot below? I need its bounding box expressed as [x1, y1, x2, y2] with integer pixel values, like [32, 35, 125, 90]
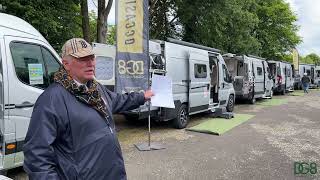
[28, 64, 43, 85]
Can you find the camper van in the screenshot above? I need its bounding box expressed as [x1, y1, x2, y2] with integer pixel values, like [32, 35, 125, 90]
[298, 63, 316, 88]
[223, 54, 273, 104]
[124, 39, 235, 129]
[92, 43, 116, 91]
[0, 13, 62, 172]
[267, 61, 294, 94]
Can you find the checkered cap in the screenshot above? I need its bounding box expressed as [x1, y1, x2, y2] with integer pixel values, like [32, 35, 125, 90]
[61, 38, 94, 58]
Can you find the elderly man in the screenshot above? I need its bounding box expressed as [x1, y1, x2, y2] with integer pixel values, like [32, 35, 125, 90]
[23, 38, 153, 180]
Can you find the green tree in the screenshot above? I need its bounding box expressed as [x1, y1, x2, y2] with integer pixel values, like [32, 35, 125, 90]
[301, 53, 320, 65]
[106, 25, 116, 45]
[2, 0, 82, 52]
[255, 0, 302, 60]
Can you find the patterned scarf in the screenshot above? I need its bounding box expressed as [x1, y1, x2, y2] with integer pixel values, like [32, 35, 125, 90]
[54, 67, 108, 117]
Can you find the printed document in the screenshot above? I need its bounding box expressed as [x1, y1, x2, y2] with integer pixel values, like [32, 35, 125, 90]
[151, 75, 175, 108]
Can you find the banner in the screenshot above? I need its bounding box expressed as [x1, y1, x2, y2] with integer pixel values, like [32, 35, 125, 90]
[115, 0, 149, 93]
[293, 48, 299, 71]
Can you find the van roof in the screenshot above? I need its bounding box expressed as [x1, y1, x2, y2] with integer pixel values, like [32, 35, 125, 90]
[0, 13, 48, 43]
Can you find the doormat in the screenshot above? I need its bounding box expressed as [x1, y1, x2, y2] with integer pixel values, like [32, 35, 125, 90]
[186, 114, 254, 135]
[256, 98, 288, 106]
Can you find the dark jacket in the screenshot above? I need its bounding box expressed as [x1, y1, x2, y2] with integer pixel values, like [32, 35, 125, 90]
[23, 83, 145, 180]
[301, 75, 310, 84]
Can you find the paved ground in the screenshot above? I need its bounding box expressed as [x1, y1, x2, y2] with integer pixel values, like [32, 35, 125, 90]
[7, 90, 320, 180]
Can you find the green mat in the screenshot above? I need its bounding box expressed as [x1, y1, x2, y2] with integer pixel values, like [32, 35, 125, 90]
[186, 114, 254, 135]
[288, 91, 305, 96]
[256, 98, 288, 106]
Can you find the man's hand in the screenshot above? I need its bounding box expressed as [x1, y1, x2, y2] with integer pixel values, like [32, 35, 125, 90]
[144, 90, 154, 101]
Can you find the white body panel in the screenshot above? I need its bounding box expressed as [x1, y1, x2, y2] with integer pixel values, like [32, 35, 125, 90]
[0, 13, 62, 170]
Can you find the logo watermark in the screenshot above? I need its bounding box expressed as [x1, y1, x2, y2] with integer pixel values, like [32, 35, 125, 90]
[294, 162, 317, 175]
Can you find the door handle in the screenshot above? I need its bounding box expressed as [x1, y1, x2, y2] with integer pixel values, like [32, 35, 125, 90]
[15, 102, 34, 108]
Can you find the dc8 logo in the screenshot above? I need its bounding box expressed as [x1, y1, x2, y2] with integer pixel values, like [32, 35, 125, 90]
[294, 162, 317, 175]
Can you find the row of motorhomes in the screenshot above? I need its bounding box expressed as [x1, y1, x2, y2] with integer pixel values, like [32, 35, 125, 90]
[0, 13, 317, 172]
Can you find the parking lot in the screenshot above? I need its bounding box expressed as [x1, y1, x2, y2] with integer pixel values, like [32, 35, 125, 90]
[8, 90, 320, 180]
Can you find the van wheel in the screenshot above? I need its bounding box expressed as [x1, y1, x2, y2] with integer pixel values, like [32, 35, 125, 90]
[172, 104, 189, 129]
[226, 95, 234, 112]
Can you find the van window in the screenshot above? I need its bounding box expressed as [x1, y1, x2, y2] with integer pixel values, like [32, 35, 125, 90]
[286, 69, 291, 77]
[96, 56, 114, 80]
[10, 42, 60, 89]
[194, 64, 207, 78]
[257, 67, 263, 76]
[41, 47, 61, 84]
[222, 64, 229, 82]
[306, 70, 311, 76]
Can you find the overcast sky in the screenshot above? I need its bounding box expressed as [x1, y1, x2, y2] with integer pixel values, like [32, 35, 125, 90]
[89, 0, 319, 56]
[285, 0, 320, 56]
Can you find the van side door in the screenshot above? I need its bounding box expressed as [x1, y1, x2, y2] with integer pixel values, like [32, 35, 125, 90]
[218, 56, 233, 105]
[188, 51, 210, 114]
[263, 61, 273, 95]
[252, 61, 264, 97]
[3, 36, 61, 168]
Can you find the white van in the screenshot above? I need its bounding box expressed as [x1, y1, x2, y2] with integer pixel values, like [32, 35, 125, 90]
[0, 13, 62, 172]
[223, 54, 273, 104]
[299, 63, 316, 88]
[124, 39, 235, 129]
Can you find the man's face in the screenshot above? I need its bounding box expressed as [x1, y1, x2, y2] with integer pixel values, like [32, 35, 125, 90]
[63, 55, 96, 83]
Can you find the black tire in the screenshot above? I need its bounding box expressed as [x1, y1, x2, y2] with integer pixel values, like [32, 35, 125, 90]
[226, 95, 234, 112]
[250, 97, 256, 104]
[172, 104, 189, 129]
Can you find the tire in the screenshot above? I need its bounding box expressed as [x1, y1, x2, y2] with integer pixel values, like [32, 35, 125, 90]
[248, 92, 256, 104]
[172, 104, 189, 129]
[226, 95, 234, 112]
[250, 97, 256, 104]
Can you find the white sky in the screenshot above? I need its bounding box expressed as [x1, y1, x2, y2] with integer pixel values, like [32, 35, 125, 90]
[88, 0, 319, 56]
[88, 0, 115, 25]
[285, 0, 320, 56]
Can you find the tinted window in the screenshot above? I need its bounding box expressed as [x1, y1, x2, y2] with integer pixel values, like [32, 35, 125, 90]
[307, 70, 311, 76]
[42, 47, 61, 84]
[194, 64, 207, 78]
[223, 64, 229, 82]
[10, 42, 60, 89]
[11, 42, 47, 88]
[257, 67, 263, 76]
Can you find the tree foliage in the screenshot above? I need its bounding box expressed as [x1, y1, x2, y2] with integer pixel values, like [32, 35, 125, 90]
[150, 0, 302, 60]
[2, 0, 82, 52]
[301, 53, 320, 65]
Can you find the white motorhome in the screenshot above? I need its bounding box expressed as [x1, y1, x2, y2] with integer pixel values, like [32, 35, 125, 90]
[267, 61, 294, 94]
[124, 39, 235, 129]
[0, 13, 62, 172]
[223, 54, 273, 104]
[298, 63, 316, 88]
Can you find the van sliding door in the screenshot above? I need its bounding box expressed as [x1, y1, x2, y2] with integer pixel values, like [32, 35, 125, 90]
[188, 51, 210, 114]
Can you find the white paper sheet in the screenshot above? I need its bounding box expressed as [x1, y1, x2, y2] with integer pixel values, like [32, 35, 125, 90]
[151, 74, 175, 108]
